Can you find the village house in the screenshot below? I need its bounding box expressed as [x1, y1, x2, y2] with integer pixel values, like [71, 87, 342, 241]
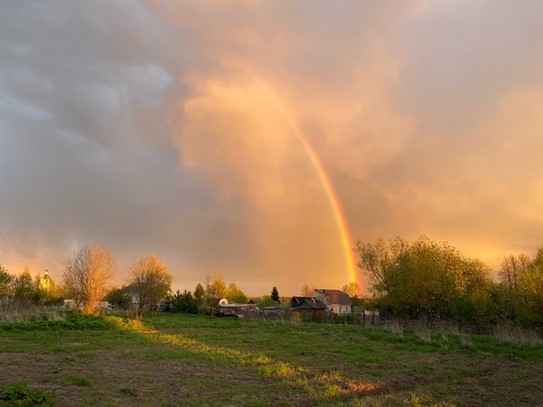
[311, 289, 352, 316]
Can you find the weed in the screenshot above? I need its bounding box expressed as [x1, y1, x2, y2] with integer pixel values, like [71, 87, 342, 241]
[459, 334, 473, 350]
[120, 386, 136, 396]
[60, 374, 92, 387]
[61, 355, 76, 364]
[0, 382, 54, 406]
[491, 325, 542, 346]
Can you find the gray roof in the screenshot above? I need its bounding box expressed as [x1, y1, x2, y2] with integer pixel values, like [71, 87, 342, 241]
[290, 296, 327, 310]
[313, 289, 352, 306]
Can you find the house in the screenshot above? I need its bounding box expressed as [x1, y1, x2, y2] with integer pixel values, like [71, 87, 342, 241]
[217, 299, 259, 318]
[311, 289, 352, 315]
[290, 296, 327, 315]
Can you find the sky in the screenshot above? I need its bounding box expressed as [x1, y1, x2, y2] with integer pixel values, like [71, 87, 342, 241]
[1, 1, 543, 296]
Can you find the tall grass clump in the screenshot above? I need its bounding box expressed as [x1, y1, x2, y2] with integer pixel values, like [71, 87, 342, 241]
[0, 309, 117, 331]
[0, 304, 64, 324]
[491, 325, 542, 346]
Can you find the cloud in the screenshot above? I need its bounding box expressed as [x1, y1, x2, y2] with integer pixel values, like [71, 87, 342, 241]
[1, 0, 543, 294]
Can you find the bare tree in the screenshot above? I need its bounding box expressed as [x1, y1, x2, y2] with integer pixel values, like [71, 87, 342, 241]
[342, 282, 362, 298]
[129, 255, 172, 320]
[301, 284, 313, 297]
[62, 244, 116, 314]
[499, 254, 531, 291]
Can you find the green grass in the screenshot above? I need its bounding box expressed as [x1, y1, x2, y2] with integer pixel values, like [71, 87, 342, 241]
[1, 312, 542, 406]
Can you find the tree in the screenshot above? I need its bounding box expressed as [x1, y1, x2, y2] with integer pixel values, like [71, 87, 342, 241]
[203, 269, 227, 301]
[301, 284, 313, 297]
[62, 244, 116, 314]
[522, 250, 543, 326]
[13, 267, 35, 304]
[499, 254, 530, 292]
[105, 287, 132, 310]
[0, 265, 14, 295]
[498, 251, 543, 326]
[341, 282, 362, 298]
[194, 283, 205, 303]
[355, 236, 493, 321]
[271, 286, 280, 302]
[258, 295, 275, 307]
[225, 282, 248, 303]
[129, 254, 172, 319]
[194, 283, 205, 312]
[161, 290, 199, 314]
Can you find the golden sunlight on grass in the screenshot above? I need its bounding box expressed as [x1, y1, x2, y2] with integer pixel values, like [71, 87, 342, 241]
[118, 320, 378, 399]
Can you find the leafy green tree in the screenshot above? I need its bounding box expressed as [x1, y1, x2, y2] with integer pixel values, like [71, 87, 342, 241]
[13, 267, 36, 304]
[355, 236, 493, 321]
[271, 286, 279, 302]
[456, 263, 495, 320]
[105, 287, 132, 310]
[193, 283, 205, 312]
[258, 295, 275, 307]
[521, 249, 543, 313]
[162, 290, 199, 314]
[129, 255, 172, 319]
[204, 269, 227, 303]
[226, 282, 248, 303]
[194, 283, 205, 302]
[0, 265, 14, 295]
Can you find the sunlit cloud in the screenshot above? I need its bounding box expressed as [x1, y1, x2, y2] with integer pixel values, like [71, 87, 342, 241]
[1, 0, 543, 294]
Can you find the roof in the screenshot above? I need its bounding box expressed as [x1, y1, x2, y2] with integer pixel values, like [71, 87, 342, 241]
[313, 289, 352, 306]
[290, 296, 327, 310]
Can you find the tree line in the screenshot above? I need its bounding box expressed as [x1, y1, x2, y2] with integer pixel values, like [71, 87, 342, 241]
[356, 236, 543, 329]
[0, 244, 280, 320]
[0, 265, 62, 306]
[4, 236, 541, 329]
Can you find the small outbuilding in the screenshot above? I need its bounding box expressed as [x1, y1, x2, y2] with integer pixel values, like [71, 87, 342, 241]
[290, 296, 327, 315]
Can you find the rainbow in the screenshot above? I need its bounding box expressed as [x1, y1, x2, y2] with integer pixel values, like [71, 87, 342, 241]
[253, 78, 361, 290]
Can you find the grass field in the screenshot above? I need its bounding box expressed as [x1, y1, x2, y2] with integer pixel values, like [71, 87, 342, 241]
[1, 312, 542, 406]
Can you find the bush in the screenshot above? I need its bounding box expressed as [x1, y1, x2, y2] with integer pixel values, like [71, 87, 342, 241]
[0, 382, 54, 406]
[161, 290, 200, 314]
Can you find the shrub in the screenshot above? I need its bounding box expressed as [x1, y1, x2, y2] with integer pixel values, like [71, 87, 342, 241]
[0, 382, 54, 406]
[0, 311, 112, 331]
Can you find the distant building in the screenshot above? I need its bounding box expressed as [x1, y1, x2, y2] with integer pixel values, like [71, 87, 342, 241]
[217, 299, 259, 318]
[290, 296, 327, 315]
[311, 289, 352, 315]
[39, 271, 51, 292]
